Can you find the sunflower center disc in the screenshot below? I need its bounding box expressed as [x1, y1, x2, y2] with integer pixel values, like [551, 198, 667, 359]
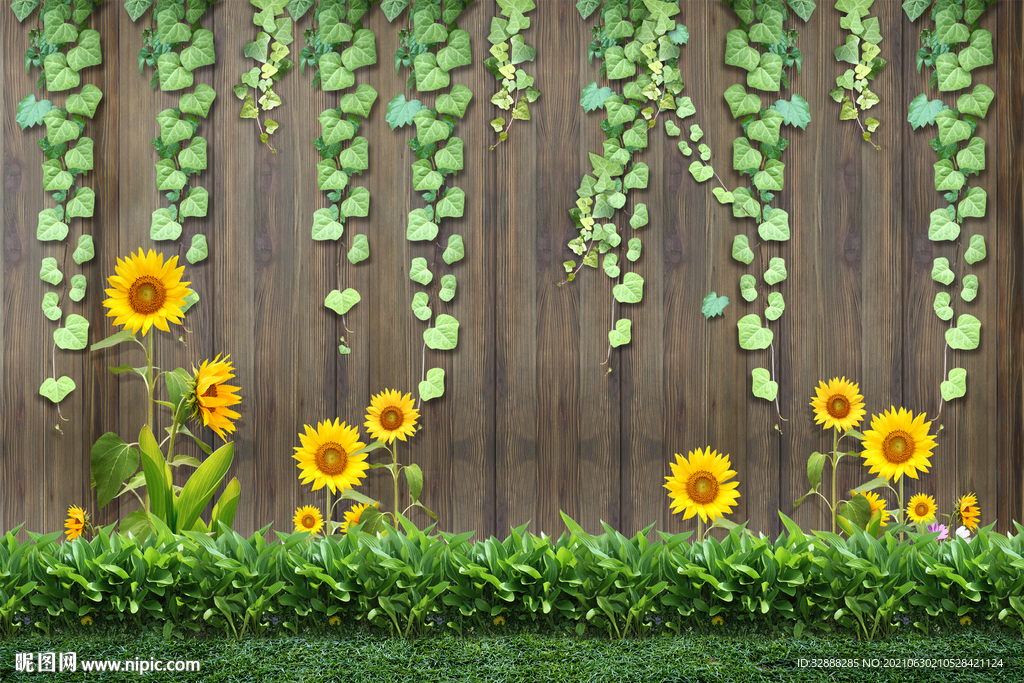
[303, 515, 315, 528]
[882, 430, 914, 464]
[315, 442, 348, 475]
[128, 275, 167, 315]
[916, 503, 928, 517]
[686, 470, 719, 505]
[203, 384, 218, 398]
[827, 394, 850, 419]
[381, 408, 403, 431]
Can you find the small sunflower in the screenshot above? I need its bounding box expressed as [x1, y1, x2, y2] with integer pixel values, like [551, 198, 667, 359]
[102, 249, 191, 336]
[906, 493, 938, 524]
[341, 502, 380, 533]
[191, 354, 242, 441]
[293, 419, 369, 494]
[329, 616, 341, 626]
[861, 407, 936, 482]
[81, 616, 93, 626]
[64, 505, 87, 541]
[365, 389, 419, 443]
[293, 505, 324, 534]
[712, 616, 724, 626]
[960, 616, 972, 626]
[956, 493, 980, 532]
[855, 490, 890, 527]
[493, 616, 506, 626]
[810, 377, 866, 432]
[664, 448, 741, 524]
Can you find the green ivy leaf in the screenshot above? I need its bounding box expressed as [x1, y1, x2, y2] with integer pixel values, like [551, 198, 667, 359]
[407, 208, 439, 241]
[961, 273, 979, 302]
[311, 207, 344, 241]
[626, 237, 642, 262]
[725, 29, 759, 72]
[934, 292, 954, 321]
[37, 208, 69, 241]
[150, 208, 183, 241]
[688, 162, 713, 183]
[40, 375, 76, 403]
[418, 367, 445, 401]
[339, 137, 369, 171]
[702, 292, 729, 319]
[764, 257, 787, 285]
[179, 84, 217, 119]
[902, 0, 930, 21]
[435, 137, 464, 171]
[737, 314, 773, 350]
[754, 160, 785, 194]
[747, 53, 783, 92]
[764, 291, 785, 321]
[68, 274, 86, 302]
[940, 368, 967, 401]
[54, 313, 90, 350]
[410, 257, 433, 285]
[341, 186, 370, 219]
[612, 272, 644, 304]
[40, 257, 63, 285]
[935, 53, 972, 92]
[443, 235, 465, 265]
[964, 234, 986, 264]
[934, 159, 965, 192]
[732, 235, 754, 265]
[325, 288, 361, 315]
[319, 53, 355, 91]
[64, 137, 94, 173]
[956, 137, 986, 173]
[773, 95, 811, 130]
[339, 84, 379, 119]
[43, 52, 80, 91]
[608, 318, 632, 348]
[180, 186, 209, 219]
[185, 234, 208, 264]
[411, 291, 432, 320]
[436, 187, 466, 219]
[603, 46, 637, 80]
[72, 234, 95, 265]
[581, 81, 614, 112]
[436, 84, 473, 119]
[348, 234, 370, 264]
[155, 159, 187, 191]
[958, 187, 987, 220]
[439, 274, 457, 303]
[723, 84, 761, 119]
[751, 367, 778, 401]
[381, 0, 411, 22]
[928, 209, 961, 241]
[424, 313, 459, 350]
[65, 187, 95, 219]
[934, 109, 971, 147]
[931, 257, 955, 286]
[42, 291, 62, 321]
[15, 94, 54, 130]
[945, 314, 980, 350]
[961, 30, 995, 74]
[413, 52, 450, 91]
[740, 273, 758, 302]
[956, 84, 995, 120]
[835, 34, 860, 64]
[438, 29, 473, 71]
[157, 109, 194, 145]
[317, 159, 349, 191]
[11, 0, 41, 22]
[676, 96, 696, 118]
[576, 0, 601, 19]
[907, 94, 946, 130]
[319, 7, 353, 44]
[732, 137, 763, 172]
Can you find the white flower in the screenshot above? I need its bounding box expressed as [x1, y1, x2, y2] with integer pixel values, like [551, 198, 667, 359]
[955, 526, 971, 541]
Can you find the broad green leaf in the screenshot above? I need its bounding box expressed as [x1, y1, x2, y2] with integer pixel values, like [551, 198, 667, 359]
[928, 209, 960, 241]
[612, 272, 644, 304]
[747, 53, 783, 92]
[179, 84, 217, 118]
[932, 257, 955, 285]
[68, 274, 86, 302]
[157, 108, 194, 145]
[439, 274, 457, 302]
[732, 234, 754, 265]
[589, 152, 623, 178]
[155, 159, 187, 191]
[407, 208, 439, 241]
[689, 124, 704, 142]
[605, 96, 636, 127]
[319, 110, 355, 145]
[733, 137, 763, 172]
[732, 188, 760, 219]
[413, 109, 451, 146]
[934, 159, 965, 192]
[907, 94, 947, 130]
[964, 234, 986, 264]
[748, 8, 783, 44]
[664, 120, 681, 136]
[411, 291, 432, 320]
[961, 273, 979, 302]
[348, 234, 369, 264]
[676, 96, 697, 118]
[318, 7, 353, 44]
[751, 368, 778, 401]
[934, 8, 970, 44]
[773, 95, 811, 130]
[956, 84, 995, 119]
[958, 187, 987, 220]
[725, 29, 759, 72]
[157, 52, 194, 91]
[42, 291, 62, 321]
[43, 53, 80, 91]
[754, 160, 785, 194]
[702, 292, 729, 319]
[178, 136, 208, 172]
[436, 84, 473, 119]
[325, 288, 361, 315]
[437, 187, 465, 219]
[713, 188, 735, 205]
[748, 109, 783, 146]
[37, 209, 69, 241]
[438, 29, 473, 71]
[44, 10, 78, 44]
[435, 137, 464, 171]
[740, 273, 757, 302]
[40, 257, 63, 285]
[39, 375, 75, 404]
[688, 162, 713, 183]
[311, 207, 344, 241]
[724, 84, 761, 118]
[764, 257, 787, 285]
[959, 29, 993, 72]
[608, 318, 632, 347]
[935, 54, 971, 92]
[763, 289, 786, 321]
[317, 159, 348, 191]
[339, 137, 369, 171]
[934, 291, 955, 321]
[16, 93, 54, 129]
[176, 440, 234, 533]
[424, 314, 459, 350]
[150, 208, 182, 241]
[581, 81, 614, 112]
[418, 368, 445, 402]
[65, 137, 94, 171]
[941, 368, 967, 401]
[180, 186, 209, 219]
[43, 109, 79, 146]
[66, 187, 95, 219]
[626, 238, 642, 262]
[835, 34, 860, 64]
[11, 0, 41, 22]
[381, 0, 411, 21]
[413, 52, 450, 91]
[604, 46, 637, 80]
[91, 432, 141, 509]
[902, 0, 930, 21]
[340, 28, 377, 71]
[410, 257, 433, 285]
[935, 109, 971, 147]
[444, 235, 465, 264]
[319, 53, 355, 91]
[956, 137, 986, 173]
[945, 314, 980, 350]
[341, 186, 370, 218]
[629, 204, 648, 230]
[737, 314, 773, 350]
[54, 313, 89, 350]
[180, 28, 215, 72]
[186, 234, 208, 264]
[340, 84, 379, 118]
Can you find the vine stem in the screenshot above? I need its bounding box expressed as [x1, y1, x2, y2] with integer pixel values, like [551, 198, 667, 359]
[490, 89, 521, 151]
[930, 240, 962, 429]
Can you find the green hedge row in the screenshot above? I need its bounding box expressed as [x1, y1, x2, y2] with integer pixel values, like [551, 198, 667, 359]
[3, 512, 1024, 641]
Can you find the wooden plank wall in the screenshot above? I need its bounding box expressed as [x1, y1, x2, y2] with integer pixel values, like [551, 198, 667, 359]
[3, 0, 1022, 540]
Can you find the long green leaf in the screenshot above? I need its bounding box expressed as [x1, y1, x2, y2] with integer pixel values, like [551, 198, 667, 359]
[139, 425, 173, 525]
[176, 441, 234, 533]
[209, 477, 240, 536]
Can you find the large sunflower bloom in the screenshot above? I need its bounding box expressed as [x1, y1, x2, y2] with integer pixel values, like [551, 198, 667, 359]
[860, 407, 936, 482]
[293, 505, 324, 534]
[293, 419, 369, 493]
[810, 377, 866, 432]
[956, 493, 980, 532]
[102, 249, 190, 336]
[907, 493, 938, 524]
[855, 490, 890, 527]
[191, 354, 242, 440]
[341, 501, 380, 533]
[64, 505, 87, 541]
[664, 448, 741, 524]
[364, 389, 419, 443]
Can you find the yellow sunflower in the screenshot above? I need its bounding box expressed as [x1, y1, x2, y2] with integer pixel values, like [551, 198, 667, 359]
[957, 493, 980, 532]
[906, 493, 938, 524]
[664, 448, 741, 524]
[64, 505, 87, 541]
[860, 407, 936, 482]
[364, 389, 419, 443]
[341, 502, 380, 533]
[293, 505, 323, 534]
[191, 354, 242, 440]
[810, 377, 866, 432]
[855, 490, 889, 527]
[293, 419, 369, 494]
[102, 249, 191, 336]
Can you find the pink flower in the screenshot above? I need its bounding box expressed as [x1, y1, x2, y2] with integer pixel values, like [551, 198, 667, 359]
[928, 523, 948, 541]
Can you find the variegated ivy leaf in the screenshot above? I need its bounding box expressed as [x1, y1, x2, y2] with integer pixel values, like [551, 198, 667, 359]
[608, 318, 632, 348]
[934, 292, 954, 321]
[348, 234, 369, 264]
[945, 314, 980, 350]
[54, 314, 90, 350]
[325, 288, 361, 315]
[419, 368, 445, 402]
[751, 368, 778, 401]
[439, 274, 457, 302]
[410, 257, 433, 286]
[42, 292, 62, 321]
[186, 234, 208, 264]
[69, 274, 86, 302]
[964, 234, 986, 264]
[423, 314, 459, 350]
[961, 274, 979, 302]
[740, 274, 758, 302]
[940, 368, 967, 402]
[737, 314, 773, 350]
[411, 292, 432, 321]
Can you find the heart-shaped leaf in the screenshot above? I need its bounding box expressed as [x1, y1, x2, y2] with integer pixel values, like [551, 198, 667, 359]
[186, 234, 208, 264]
[42, 291, 62, 321]
[732, 235, 754, 265]
[319, 53, 355, 91]
[180, 187, 209, 219]
[764, 257, 787, 285]
[612, 272, 644, 304]
[764, 291, 785, 321]
[410, 257, 433, 285]
[931, 257, 955, 286]
[740, 274, 758, 302]
[341, 186, 369, 218]
[37, 209, 69, 241]
[423, 314, 459, 350]
[608, 318, 632, 347]
[928, 209, 960, 241]
[934, 292, 954, 321]
[945, 314, 980, 350]
[68, 274, 86, 302]
[311, 207, 344, 241]
[751, 368, 778, 401]
[411, 292, 432, 321]
[40, 376, 76, 403]
[325, 288, 361, 315]
[348, 234, 369, 264]
[443, 235, 465, 264]
[439, 274, 457, 302]
[179, 84, 217, 118]
[418, 368, 446, 402]
[67, 29, 102, 71]
[964, 234, 987, 264]
[940, 368, 967, 401]
[150, 208, 182, 241]
[54, 313, 90, 350]
[737, 314, 773, 350]
[40, 257, 63, 285]
[407, 208, 439, 241]
[961, 274, 979, 302]
[436, 187, 465, 219]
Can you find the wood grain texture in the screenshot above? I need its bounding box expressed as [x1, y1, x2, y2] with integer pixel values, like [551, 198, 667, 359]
[3, 1, 1022, 540]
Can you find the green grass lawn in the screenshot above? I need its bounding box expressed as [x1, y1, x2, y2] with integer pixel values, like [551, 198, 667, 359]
[2, 627, 1023, 682]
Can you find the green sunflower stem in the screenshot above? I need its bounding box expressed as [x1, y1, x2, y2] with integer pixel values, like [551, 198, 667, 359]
[831, 428, 839, 535]
[166, 400, 184, 466]
[697, 518, 704, 543]
[391, 443, 400, 522]
[146, 332, 155, 431]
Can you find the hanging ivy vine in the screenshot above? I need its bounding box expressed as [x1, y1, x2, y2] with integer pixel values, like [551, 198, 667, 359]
[300, 0, 378, 354]
[232, 0, 299, 152]
[126, 0, 217, 265]
[484, 0, 540, 150]
[830, 0, 886, 148]
[564, 0, 691, 363]
[14, 0, 105, 425]
[903, 0, 995, 425]
[383, 0, 473, 405]
[695, 0, 814, 427]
